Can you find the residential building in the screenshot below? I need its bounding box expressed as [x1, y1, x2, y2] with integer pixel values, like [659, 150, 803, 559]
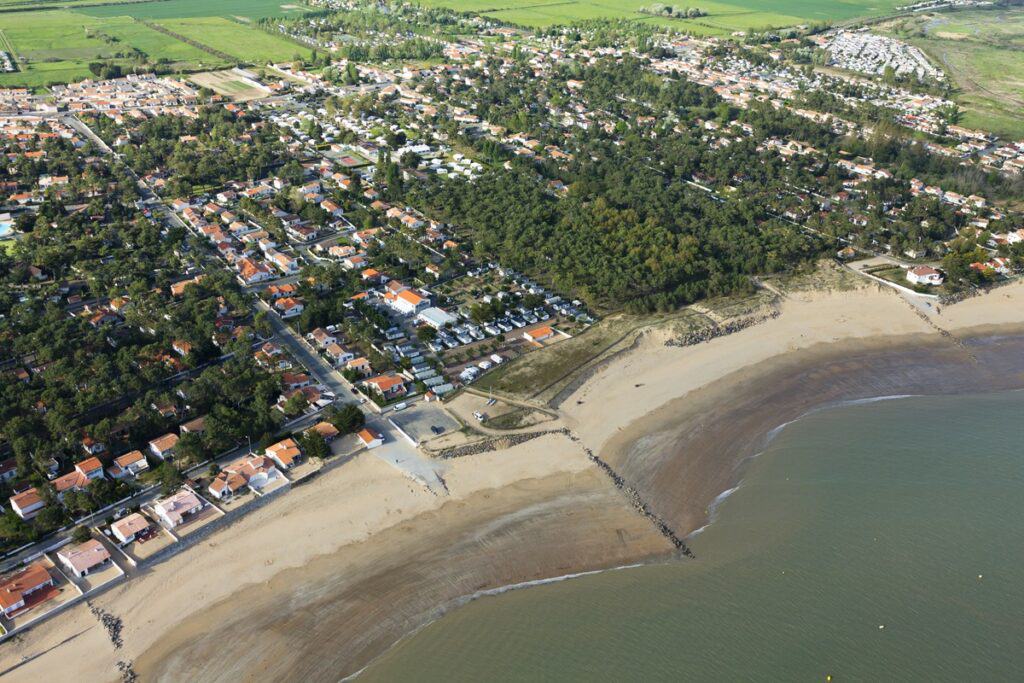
[906, 266, 944, 286]
[111, 513, 151, 544]
[153, 489, 204, 528]
[208, 455, 281, 500]
[357, 428, 383, 450]
[107, 450, 149, 479]
[0, 562, 54, 617]
[56, 539, 111, 578]
[361, 374, 408, 400]
[307, 421, 339, 442]
[148, 433, 179, 460]
[265, 438, 302, 469]
[10, 488, 45, 520]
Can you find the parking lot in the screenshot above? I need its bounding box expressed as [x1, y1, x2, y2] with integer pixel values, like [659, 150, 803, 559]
[389, 402, 461, 445]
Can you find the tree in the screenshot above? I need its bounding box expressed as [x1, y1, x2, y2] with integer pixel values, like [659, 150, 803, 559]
[71, 525, 92, 544]
[155, 462, 183, 494]
[0, 511, 36, 547]
[36, 504, 68, 531]
[325, 403, 365, 434]
[281, 392, 309, 417]
[300, 429, 329, 460]
[417, 326, 438, 342]
[176, 431, 206, 465]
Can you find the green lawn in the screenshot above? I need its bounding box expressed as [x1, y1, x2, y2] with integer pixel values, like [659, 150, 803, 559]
[0, 0, 305, 87]
[881, 9, 1024, 138]
[0, 10, 228, 87]
[154, 17, 310, 63]
[77, 0, 309, 20]
[418, 0, 905, 31]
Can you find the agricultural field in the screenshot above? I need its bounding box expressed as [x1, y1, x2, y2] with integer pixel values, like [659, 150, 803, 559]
[0, 0, 309, 88]
[880, 9, 1024, 138]
[419, 0, 905, 32]
[155, 17, 310, 63]
[189, 68, 271, 100]
[76, 0, 308, 20]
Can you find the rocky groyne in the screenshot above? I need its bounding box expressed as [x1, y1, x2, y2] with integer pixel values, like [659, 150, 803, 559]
[666, 311, 780, 348]
[565, 431, 694, 557]
[429, 429, 561, 459]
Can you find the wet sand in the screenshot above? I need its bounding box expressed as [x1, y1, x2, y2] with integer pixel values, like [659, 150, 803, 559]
[6, 282, 1024, 682]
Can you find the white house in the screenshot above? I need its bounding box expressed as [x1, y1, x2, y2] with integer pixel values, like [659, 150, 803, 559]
[384, 287, 428, 315]
[9, 488, 45, 520]
[148, 433, 179, 460]
[153, 489, 204, 528]
[0, 562, 53, 616]
[111, 513, 151, 544]
[906, 265, 944, 286]
[207, 455, 281, 500]
[56, 539, 111, 578]
[357, 428, 383, 449]
[107, 450, 150, 479]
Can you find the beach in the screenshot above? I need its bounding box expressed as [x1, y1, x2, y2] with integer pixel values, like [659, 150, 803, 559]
[5, 279, 1024, 682]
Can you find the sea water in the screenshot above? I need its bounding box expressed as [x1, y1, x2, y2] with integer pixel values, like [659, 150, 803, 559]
[360, 391, 1024, 681]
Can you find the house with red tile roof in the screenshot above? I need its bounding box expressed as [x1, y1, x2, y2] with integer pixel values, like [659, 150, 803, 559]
[265, 438, 302, 469]
[148, 433, 179, 460]
[0, 562, 54, 617]
[361, 374, 407, 400]
[10, 488, 45, 520]
[107, 450, 149, 479]
[357, 428, 383, 449]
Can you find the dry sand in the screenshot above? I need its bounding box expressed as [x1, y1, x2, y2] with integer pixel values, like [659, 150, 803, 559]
[0, 434, 668, 682]
[5, 280, 1024, 682]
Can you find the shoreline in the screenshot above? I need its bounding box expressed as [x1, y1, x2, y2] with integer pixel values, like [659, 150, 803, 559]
[6, 282, 1024, 682]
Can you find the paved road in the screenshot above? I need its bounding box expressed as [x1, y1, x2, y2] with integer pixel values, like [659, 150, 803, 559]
[258, 300, 448, 493]
[69, 114, 450, 495]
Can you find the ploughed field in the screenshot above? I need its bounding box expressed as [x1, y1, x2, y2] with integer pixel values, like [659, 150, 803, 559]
[0, 0, 310, 88]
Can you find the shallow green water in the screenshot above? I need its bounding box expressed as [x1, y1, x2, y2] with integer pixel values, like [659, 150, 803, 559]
[361, 391, 1024, 682]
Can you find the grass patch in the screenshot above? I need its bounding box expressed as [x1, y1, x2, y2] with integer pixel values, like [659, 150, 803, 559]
[417, 0, 904, 31]
[0, 10, 226, 87]
[476, 308, 710, 403]
[154, 17, 310, 63]
[189, 69, 268, 100]
[77, 0, 308, 20]
[881, 9, 1024, 138]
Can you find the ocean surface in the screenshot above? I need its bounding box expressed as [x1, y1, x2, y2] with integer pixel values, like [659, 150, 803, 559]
[360, 391, 1024, 682]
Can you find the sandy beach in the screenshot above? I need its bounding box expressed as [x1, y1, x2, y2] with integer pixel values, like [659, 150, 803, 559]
[5, 279, 1024, 682]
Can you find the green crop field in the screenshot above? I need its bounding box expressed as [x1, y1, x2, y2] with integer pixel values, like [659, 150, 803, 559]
[154, 17, 310, 62]
[418, 0, 905, 31]
[880, 9, 1024, 138]
[0, 0, 309, 87]
[77, 0, 308, 20]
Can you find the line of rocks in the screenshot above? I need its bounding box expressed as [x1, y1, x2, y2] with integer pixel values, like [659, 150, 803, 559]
[564, 432, 694, 558]
[906, 303, 978, 362]
[116, 660, 137, 683]
[939, 277, 1017, 306]
[430, 429, 560, 459]
[89, 604, 123, 649]
[666, 310, 780, 348]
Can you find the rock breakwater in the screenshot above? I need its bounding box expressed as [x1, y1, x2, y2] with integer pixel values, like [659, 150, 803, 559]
[666, 311, 780, 348]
